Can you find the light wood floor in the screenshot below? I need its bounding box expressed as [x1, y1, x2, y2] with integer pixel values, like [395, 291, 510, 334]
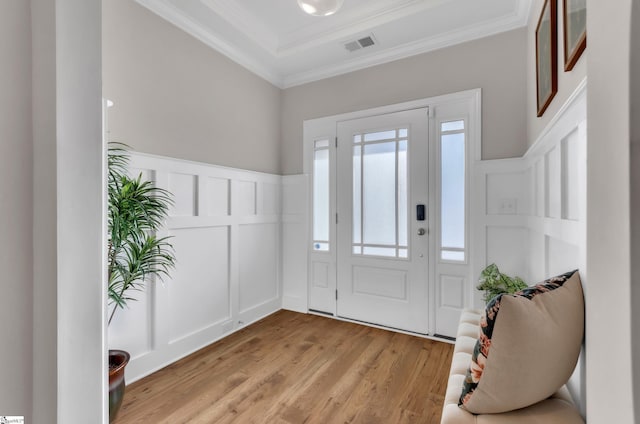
[115, 310, 454, 424]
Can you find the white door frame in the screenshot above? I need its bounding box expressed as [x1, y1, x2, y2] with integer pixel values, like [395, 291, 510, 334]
[303, 89, 481, 336]
[335, 108, 430, 334]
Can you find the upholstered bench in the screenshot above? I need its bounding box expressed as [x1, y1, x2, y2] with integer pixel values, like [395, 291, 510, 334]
[441, 309, 584, 423]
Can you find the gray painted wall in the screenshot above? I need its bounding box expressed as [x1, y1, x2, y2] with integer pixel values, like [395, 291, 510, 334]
[281, 29, 528, 175]
[102, 0, 282, 174]
[32, 0, 58, 421]
[632, 3, 640, 421]
[0, 1, 33, 420]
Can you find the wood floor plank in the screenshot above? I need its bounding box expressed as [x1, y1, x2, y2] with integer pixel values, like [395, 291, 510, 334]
[278, 328, 390, 424]
[115, 310, 454, 424]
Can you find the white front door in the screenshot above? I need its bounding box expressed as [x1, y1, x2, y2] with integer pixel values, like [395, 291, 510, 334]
[336, 108, 429, 334]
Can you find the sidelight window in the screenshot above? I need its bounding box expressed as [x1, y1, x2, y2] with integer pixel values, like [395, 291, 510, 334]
[440, 120, 466, 262]
[313, 139, 330, 251]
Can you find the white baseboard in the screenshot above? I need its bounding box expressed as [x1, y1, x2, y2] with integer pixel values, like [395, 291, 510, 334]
[282, 295, 308, 313]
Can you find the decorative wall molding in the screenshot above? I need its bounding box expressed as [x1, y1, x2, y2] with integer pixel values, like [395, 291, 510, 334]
[473, 82, 587, 415]
[282, 12, 530, 88]
[277, 0, 455, 55]
[281, 174, 310, 313]
[108, 152, 282, 383]
[300, 89, 482, 338]
[135, 0, 532, 89]
[525, 78, 588, 160]
[200, 0, 279, 53]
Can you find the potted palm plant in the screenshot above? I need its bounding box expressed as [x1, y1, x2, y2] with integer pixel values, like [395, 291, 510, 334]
[107, 144, 176, 422]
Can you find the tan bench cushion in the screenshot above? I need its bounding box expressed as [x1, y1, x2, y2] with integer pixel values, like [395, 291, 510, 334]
[440, 309, 584, 424]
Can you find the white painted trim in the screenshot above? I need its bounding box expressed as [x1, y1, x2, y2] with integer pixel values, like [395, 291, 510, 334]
[303, 89, 482, 337]
[473, 84, 587, 415]
[135, 0, 531, 89]
[109, 152, 283, 384]
[304, 89, 482, 127]
[307, 311, 456, 345]
[132, 150, 283, 180]
[56, 0, 106, 422]
[129, 309, 280, 384]
[200, 0, 279, 53]
[431, 97, 480, 335]
[524, 78, 587, 160]
[282, 13, 529, 88]
[282, 295, 308, 313]
[185, 0, 531, 59]
[278, 0, 456, 56]
[281, 174, 310, 313]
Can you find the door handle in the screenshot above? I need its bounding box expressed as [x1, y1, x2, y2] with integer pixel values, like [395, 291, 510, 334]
[417, 228, 426, 236]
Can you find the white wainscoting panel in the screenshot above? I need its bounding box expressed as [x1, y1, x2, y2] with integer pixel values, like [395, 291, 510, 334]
[485, 226, 529, 279]
[545, 146, 562, 219]
[108, 284, 152, 359]
[524, 82, 587, 417]
[486, 171, 528, 215]
[546, 236, 580, 277]
[473, 158, 529, 309]
[108, 153, 282, 383]
[234, 180, 257, 216]
[168, 173, 197, 217]
[472, 80, 586, 416]
[534, 160, 545, 217]
[562, 129, 581, 221]
[205, 177, 230, 216]
[281, 175, 309, 313]
[238, 223, 279, 313]
[262, 182, 280, 216]
[168, 226, 230, 344]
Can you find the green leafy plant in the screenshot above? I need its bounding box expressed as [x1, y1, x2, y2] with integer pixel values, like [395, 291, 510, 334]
[108, 143, 176, 325]
[476, 263, 528, 303]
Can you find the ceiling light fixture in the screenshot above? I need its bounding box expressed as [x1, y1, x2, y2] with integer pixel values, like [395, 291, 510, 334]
[297, 0, 344, 16]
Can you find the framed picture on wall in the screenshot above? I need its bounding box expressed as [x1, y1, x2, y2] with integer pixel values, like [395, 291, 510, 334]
[563, 0, 586, 71]
[536, 0, 558, 117]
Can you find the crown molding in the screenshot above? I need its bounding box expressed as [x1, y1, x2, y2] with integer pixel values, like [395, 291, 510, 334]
[199, 0, 279, 54]
[277, 0, 450, 56]
[282, 6, 530, 88]
[135, 0, 532, 90]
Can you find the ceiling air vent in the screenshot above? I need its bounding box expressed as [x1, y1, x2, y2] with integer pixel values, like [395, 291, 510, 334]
[344, 34, 377, 53]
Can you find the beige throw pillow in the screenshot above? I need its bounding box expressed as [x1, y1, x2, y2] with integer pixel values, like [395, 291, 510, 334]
[459, 270, 584, 414]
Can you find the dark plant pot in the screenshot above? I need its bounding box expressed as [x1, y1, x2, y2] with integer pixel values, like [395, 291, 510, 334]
[109, 349, 130, 423]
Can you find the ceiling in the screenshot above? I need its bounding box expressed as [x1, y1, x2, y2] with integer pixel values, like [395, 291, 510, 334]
[135, 0, 533, 88]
